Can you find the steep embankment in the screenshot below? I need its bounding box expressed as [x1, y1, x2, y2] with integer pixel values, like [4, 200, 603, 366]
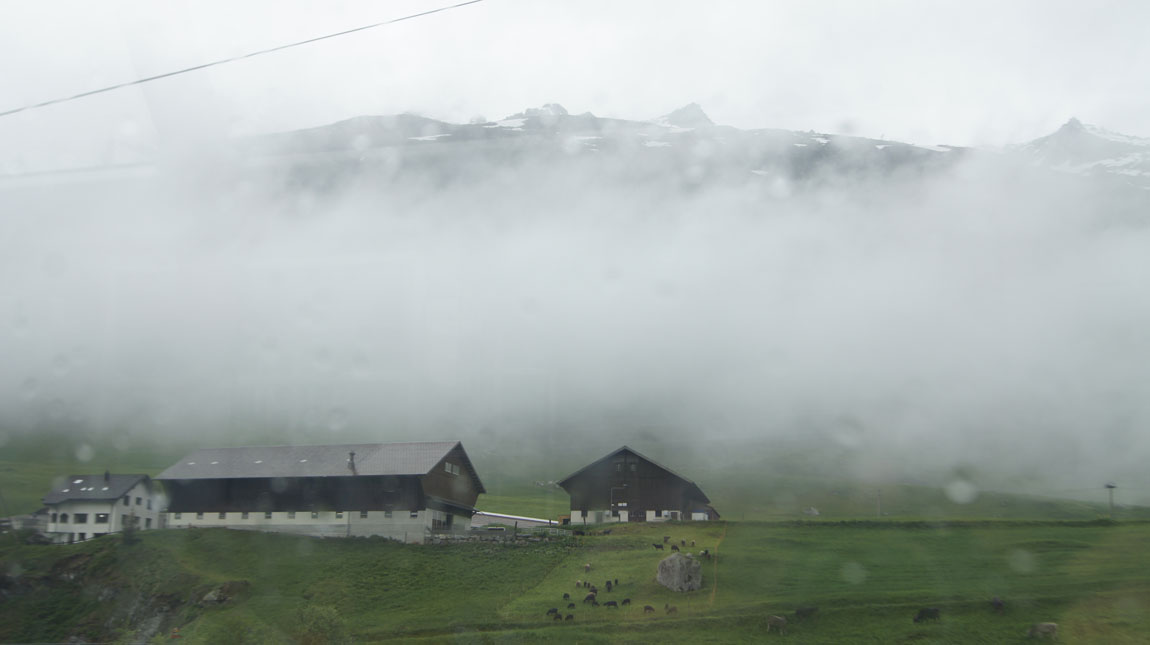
[0, 529, 573, 643]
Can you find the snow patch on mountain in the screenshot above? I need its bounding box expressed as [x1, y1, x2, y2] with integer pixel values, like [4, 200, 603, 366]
[654, 103, 714, 131]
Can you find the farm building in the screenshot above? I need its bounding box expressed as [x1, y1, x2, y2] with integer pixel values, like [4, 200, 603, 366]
[42, 473, 164, 544]
[157, 441, 484, 543]
[559, 446, 718, 524]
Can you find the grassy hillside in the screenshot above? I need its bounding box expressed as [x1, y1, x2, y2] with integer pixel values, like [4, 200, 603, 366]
[4, 520, 1150, 643]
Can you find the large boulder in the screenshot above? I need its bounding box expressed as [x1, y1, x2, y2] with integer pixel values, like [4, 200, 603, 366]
[656, 552, 703, 592]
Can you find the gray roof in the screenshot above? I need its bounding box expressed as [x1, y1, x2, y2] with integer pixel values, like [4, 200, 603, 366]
[43, 474, 150, 505]
[156, 441, 465, 482]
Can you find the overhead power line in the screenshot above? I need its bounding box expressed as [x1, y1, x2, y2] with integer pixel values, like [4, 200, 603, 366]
[0, 0, 485, 119]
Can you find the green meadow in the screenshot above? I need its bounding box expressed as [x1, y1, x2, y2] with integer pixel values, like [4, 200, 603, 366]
[5, 433, 1150, 642]
[4, 520, 1150, 643]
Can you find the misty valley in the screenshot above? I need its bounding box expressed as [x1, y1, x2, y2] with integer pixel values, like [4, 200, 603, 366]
[4, 101, 1150, 643]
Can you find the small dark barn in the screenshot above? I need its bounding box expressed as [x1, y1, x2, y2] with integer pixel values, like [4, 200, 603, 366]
[558, 446, 718, 524]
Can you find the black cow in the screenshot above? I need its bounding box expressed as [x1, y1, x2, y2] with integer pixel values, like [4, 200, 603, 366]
[546, 608, 558, 616]
[914, 608, 941, 623]
[605, 600, 618, 608]
[794, 606, 819, 620]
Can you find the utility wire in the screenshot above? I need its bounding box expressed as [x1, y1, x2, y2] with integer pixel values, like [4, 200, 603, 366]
[0, 0, 485, 119]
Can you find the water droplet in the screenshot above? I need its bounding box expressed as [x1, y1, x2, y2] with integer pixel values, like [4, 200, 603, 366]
[53, 354, 71, 375]
[841, 561, 868, 585]
[74, 443, 95, 463]
[1008, 549, 1036, 573]
[327, 408, 348, 433]
[945, 480, 978, 504]
[21, 378, 39, 400]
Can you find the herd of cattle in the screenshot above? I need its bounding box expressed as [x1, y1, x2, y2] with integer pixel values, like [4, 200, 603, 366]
[539, 536, 1062, 639]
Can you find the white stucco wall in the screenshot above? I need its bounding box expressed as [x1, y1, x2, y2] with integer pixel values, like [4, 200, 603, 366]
[164, 509, 469, 543]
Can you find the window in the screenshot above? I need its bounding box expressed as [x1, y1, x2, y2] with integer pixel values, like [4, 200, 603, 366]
[174, 512, 182, 520]
[122, 514, 130, 526]
[431, 510, 453, 530]
[95, 513, 109, 523]
[60, 513, 69, 523]
[360, 510, 368, 519]
[335, 511, 343, 519]
[655, 510, 662, 518]
[288, 512, 296, 519]
[51, 513, 58, 522]
[311, 511, 319, 519]
[123, 496, 129, 506]
[147, 499, 153, 510]
[265, 511, 273, 519]
[195, 512, 204, 520]
[218, 512, 226, 519]
[443, 462, 460, 475]
[136, 497, 142, 506]
[74, 513, 88, 524]
[384, 510, 392, 519]
[410, 510, 419, 519]
[145, 518, 152, 529]
[78, 533, 86, 541]
[241, 512, 250, 519]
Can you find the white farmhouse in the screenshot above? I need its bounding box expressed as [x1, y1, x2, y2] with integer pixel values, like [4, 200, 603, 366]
[42, 472, 164, 544]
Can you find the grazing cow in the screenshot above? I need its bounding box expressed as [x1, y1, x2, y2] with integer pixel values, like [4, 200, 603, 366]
[766, 615, 787, 634]
[991, 597, 1005, 614]
[552, 613, 563, 621]
[585, 563, 592, 573]
[614, 578, 619, 587]
[602, 529, 612, 535]
[575, 580, 582, 588]
[563, 593, 570, 601]
[794, 606, 818, 621]
[622, 598, 631, 606]
[644, 605, 656, 614]
[565, 614, 574, 621]
[567, 602, 576, 609]
[1028, 623, 1058, 639]
[671, 544, 680, 552]
[653, 543, 664, 550]
[665, 604, 678, 615]
[681, 539, 686, 547]
[690, 540, 696, 547]
[590, 586, 598, 595]
[583, 592, 597, 604]
[605, 580, 613, 591]
[913, 608, 941, 623]
[605, 601, 618, 608]
[546, 608, 558, 616]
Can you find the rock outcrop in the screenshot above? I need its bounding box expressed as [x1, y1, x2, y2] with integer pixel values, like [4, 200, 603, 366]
[656, 552, 702, 592]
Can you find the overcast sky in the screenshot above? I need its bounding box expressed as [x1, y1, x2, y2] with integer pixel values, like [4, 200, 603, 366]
[2, 0, 1150, 171]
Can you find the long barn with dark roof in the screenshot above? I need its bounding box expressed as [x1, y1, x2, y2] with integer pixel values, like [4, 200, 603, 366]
[157, 441, 484, 542]
[559, 446, 718, 525]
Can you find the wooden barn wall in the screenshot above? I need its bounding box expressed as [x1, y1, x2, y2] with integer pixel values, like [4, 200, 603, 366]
[566, 451, 697, 513]
[162, 475, 424, 513]
[420, 444, 481, 508]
